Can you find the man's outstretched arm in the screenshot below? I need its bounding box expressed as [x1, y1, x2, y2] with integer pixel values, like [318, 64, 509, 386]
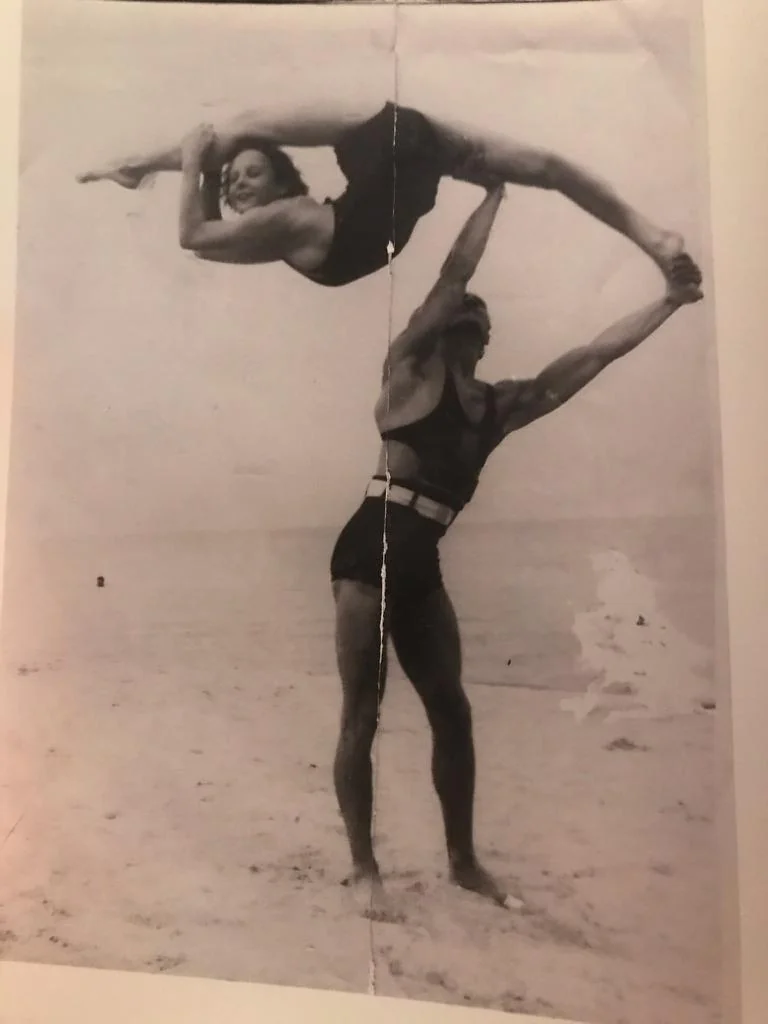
[497, 266, 703, 436]
[385, 184, 505, 373]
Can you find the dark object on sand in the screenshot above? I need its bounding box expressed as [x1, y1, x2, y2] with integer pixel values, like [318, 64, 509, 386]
[605, 737, 648, 753]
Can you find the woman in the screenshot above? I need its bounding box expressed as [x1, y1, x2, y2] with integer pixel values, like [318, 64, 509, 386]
[78, 100, 689, 288]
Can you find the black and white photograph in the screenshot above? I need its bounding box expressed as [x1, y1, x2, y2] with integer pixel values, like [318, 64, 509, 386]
[2, 2, 724, 1023]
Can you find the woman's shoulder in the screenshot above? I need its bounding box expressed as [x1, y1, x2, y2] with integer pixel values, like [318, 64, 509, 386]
[278, 193, 331, 235]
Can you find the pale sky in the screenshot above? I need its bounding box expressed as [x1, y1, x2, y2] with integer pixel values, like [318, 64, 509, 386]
[9, 0, 717, 539]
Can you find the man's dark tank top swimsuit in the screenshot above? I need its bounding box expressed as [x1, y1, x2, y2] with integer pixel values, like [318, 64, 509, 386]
[381, 371, 498, 508]
[299, 103, 472, 288]
[330, 372, 499, 602]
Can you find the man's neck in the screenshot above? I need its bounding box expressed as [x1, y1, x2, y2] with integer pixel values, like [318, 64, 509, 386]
[444, 357, 479, 384]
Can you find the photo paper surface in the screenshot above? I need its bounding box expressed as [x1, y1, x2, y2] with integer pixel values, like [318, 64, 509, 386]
[1, 3, 724, 1023]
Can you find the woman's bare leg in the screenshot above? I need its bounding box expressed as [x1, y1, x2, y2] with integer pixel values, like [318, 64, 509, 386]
[77, 101, 377, 189]
[430, 116, 686, 280]
[79, 100, 687, 283]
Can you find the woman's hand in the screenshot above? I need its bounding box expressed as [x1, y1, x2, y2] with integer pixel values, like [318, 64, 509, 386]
[181, 124, 218, 167]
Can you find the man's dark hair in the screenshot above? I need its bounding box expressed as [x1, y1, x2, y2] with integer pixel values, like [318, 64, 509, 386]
[220, 137, 309, 206]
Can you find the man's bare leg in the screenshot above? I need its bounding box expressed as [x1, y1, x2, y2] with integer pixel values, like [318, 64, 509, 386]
[431, 116, 686, 282]
[332, 579, 402, 922]
[391, 587, 516, 909]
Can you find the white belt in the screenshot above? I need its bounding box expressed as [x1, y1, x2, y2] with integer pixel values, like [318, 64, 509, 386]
[365, 478, 458, 527]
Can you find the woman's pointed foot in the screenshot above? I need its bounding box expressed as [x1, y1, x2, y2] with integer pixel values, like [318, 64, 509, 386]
[76, 164, 146, 189]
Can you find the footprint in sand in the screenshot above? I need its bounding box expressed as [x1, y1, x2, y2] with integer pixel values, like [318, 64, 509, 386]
[560, 549, 711, 723]
[340, 877, 407, 924]
[147, 954, 186, 973]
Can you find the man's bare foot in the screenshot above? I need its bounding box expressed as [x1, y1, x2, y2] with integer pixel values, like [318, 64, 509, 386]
[450, 858, 523, 910]
[341, 867, 405, 923]
[76, 164, 148, 189]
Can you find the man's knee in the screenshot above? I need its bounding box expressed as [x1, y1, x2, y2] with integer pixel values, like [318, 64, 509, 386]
[340, 696, 381, 745]
[427, 686, 473, 738]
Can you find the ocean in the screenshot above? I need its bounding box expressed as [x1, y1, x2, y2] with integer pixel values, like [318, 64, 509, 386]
[2, 514, 717, 691]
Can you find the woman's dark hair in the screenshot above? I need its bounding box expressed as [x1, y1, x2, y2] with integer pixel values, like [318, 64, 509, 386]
[220, 137, 309, 206]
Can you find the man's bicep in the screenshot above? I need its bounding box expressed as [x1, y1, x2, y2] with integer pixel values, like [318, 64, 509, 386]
[496, 345, 608, 435]
[495, 377, 555, 434]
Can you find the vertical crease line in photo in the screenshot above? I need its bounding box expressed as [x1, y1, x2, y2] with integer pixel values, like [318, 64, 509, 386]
[368, 16, 400, 996]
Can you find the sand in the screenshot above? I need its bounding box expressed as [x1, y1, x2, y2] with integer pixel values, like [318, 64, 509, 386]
[0, 518, 719, 1023]
[0, 560, 719, 1024]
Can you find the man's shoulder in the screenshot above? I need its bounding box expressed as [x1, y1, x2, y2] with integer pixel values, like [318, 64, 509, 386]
[387, 341, 443, 377]
[491, 377, 521, 396]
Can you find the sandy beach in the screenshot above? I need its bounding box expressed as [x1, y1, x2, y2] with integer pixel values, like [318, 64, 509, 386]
[0, 518, 720, 1024]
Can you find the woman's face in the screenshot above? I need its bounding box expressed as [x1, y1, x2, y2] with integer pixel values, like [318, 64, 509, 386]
[226, 150, 283, 213]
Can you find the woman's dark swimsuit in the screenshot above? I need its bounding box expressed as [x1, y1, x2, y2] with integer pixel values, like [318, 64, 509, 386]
[301, 103, 472, 288]
[331, 373, 498, 602]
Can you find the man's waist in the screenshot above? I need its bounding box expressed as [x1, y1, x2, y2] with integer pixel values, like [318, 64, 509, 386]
[365, 477, 461, 527]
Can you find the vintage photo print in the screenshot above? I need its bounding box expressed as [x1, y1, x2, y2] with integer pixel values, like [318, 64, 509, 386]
[2, 2, 724, 1023]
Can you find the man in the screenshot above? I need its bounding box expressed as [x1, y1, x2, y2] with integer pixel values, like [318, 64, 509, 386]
[329, 183, 702, 919]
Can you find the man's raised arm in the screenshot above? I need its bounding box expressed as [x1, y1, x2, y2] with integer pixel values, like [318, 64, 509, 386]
[385, 183, 505, 369]
[497, 259, 703, 435]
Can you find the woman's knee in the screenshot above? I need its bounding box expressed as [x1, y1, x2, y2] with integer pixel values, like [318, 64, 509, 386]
[448, 139, 491, 185]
